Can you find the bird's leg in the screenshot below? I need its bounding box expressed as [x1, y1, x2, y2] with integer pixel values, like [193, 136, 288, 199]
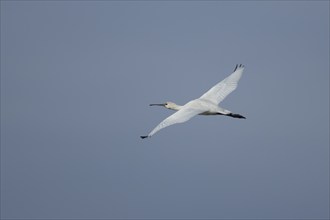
[226, 113, 246, 119]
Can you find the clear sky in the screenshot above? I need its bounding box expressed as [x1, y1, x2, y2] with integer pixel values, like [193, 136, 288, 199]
[1, 1, 329, 219]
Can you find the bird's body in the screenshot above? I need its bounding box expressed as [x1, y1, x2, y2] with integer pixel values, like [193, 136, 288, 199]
[165, 99, 230, 115]
[141, 64, 246, 139]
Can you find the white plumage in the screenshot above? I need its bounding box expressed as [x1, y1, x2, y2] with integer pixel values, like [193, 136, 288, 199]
[141, 64, 246, 139]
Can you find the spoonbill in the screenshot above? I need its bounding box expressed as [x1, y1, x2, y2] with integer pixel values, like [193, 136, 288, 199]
[141, 64, 246, 139]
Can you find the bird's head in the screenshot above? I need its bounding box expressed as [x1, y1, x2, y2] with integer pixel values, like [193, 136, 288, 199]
[150, 101, 180, 111]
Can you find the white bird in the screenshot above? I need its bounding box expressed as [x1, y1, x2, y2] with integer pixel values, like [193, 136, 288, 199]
[141, 64, 246, 139]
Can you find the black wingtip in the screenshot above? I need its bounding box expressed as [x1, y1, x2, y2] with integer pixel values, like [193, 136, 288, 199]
[234, 64, 245, 71]
[234, 64, 238, 71]
[140, 136, 148, 139]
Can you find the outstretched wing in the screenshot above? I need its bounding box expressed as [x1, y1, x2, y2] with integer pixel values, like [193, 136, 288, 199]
[200, 64, 245, 104]
[141, 107, 204, 138]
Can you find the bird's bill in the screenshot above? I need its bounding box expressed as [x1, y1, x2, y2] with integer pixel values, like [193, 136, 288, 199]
[149, 103, 166, 106]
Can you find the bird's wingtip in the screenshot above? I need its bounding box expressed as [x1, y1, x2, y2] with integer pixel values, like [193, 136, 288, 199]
[234, 64, 245, 72]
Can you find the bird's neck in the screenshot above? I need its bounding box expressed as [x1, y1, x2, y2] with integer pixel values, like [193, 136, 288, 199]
[169, 104, 182, 111]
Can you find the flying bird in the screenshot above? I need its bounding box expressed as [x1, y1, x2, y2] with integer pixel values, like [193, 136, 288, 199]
[141, 64, 246, 139]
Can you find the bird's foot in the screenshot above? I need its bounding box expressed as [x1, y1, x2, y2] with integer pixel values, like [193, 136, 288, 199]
[227, 113, 246, 119]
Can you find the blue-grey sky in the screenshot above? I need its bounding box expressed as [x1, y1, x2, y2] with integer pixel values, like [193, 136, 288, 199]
[1, 1, 329, 219]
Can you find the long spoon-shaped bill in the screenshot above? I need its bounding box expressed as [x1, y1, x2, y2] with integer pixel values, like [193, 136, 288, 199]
[149, 103, 166, 106]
